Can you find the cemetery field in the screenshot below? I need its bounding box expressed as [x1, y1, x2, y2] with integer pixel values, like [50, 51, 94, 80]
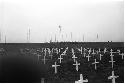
[0, 42, 124, 83]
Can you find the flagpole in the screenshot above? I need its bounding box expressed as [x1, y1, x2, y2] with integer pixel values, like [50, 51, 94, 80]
[83, 34, 84, 42]
[27, 28, 28, 43]
[71, 32, 72, 42]
[0, 30, 1, 43]
[5, 35, 6, 43]
[59, 25, 61, 42]
[29, 27, 30, 43]
[97, 34, 98, 42]
[55, 34, 56, 42]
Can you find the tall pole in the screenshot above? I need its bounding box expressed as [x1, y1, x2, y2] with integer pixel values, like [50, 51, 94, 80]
[0, 30, 1, 43]
[55, 34, 56, 42]
[59, 25, 61, 42]
[71, 32, 72, 42]
[66, 33, 67, 42]
[27, 27, 30, 43]
[5, 35, 6, 43]
[62, 34, 63, 42]
[83, 34, 84, 42]
[27, 28, 28, 43]
[97, 34, 98, 42]
[29, 27, 30, 43]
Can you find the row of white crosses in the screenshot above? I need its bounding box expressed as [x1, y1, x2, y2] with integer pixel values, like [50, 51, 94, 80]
[71, 48, 81, 71]
[69, 48, 89, 83]
[72, 48, 77, 62]
[51, 47, 121, 83]
[72, 47, 100, 70]
[109, 49, 115, 68]
[52, 47, 69, 74]
[34, 47, 124, 65]
[109, 49, 124, 68]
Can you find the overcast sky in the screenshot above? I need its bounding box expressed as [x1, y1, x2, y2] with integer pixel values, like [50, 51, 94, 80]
[0, 0, 124, 43]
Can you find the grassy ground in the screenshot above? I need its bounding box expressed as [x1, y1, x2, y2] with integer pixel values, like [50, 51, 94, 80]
[0, 42, 124, 83]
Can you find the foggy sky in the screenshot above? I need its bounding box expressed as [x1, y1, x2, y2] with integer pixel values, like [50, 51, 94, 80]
[0, 0, 124, 43]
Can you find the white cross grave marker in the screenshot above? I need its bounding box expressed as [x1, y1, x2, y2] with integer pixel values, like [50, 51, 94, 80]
[108, 71, 119, 83]
[72, 54, 78, 62]
[72, 48, 75, 55]
[104, 48, 108, 54]
[99, 54, 103, 60]
[58, 48, 61, 53]
[119, 53, 124, 59]
[117, 49, 121, 55]
[98, 48, 101, 53]
[47, 48, 53, 59]
[88, 48, 92, 55]
[73, 61, 80, 71]
[96, 50, 99, 54]
[110, 49, 114, 55]
[37, 54, 41, 61]
[49, 54, 53, 59]
[44, 48, 47, 56]
[54, 48, 59, 54]
[75, 74, 88, 83]
[77, 47, 82, 54]
[92, 49, 96, 55]
[109, 54, 115, 68]
[52, 62, 60, 74]
[83, 48, 87, 57]
[58, 55, 63, 63]
[41, 78, 44, 83]
[41, 55, 49, 64]
[47, 48, 51, 54]
[92, 59, 99, 70]
[86, 54, 91, 61]
[61, 47, 68, 56]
